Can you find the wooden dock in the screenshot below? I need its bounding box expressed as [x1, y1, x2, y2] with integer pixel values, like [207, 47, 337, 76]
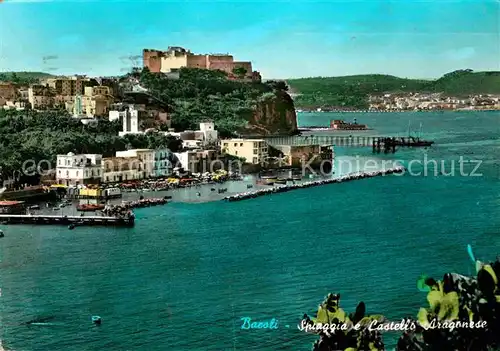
[372, 137, 434, 153]
[0, 214, 134, 227]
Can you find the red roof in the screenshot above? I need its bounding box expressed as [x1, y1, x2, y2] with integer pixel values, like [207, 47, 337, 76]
[0, 200, 25, 206]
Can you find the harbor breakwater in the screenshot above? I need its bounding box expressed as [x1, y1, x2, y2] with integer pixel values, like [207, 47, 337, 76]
[223, 166, 405, 202]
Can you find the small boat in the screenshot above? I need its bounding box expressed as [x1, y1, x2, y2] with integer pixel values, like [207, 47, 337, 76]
[77, 204, 105, 212]
[0, 230, 4, 238]
[28, 205, 40, 210]
[274, 179, 287, 185]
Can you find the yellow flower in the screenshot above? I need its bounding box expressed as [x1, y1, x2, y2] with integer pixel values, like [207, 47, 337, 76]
[418, 281, 459, 329]
[315, 304, 348, 324]
[428, 289, 459, 320]
[417, 308, 431, 329]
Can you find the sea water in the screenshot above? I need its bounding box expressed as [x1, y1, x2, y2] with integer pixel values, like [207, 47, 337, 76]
[0, 111, 499, 350]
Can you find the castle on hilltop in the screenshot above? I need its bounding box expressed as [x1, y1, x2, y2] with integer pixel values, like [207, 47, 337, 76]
[143, 47, 261, 82]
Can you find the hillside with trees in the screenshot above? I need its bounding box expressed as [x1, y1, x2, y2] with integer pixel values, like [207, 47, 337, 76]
[0, 109, 182, 184]
[0, 71, 55, 85]
[134, 67, 296, 136]
[287, 70, 500, 109]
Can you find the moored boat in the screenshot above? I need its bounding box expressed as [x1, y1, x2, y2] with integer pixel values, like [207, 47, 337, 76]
[77, 204, 105, 212]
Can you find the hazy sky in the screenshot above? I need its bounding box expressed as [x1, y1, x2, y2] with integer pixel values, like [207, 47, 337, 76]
[0, 0, 499, 79]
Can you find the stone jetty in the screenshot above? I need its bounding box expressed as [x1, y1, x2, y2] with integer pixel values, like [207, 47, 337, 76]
[223, 166, 405, 202]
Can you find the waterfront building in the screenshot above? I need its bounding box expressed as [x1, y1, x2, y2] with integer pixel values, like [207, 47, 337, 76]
[194, 150, 219, 173]
[154, 148, 173, 177]
[56, 152, 103, 186]
[115, 149, 155, 178]
[272, 145, 334, 168]
[102, 157, 143, 183]
[221, 139, 268, 164]
[173, 151, 200, 173]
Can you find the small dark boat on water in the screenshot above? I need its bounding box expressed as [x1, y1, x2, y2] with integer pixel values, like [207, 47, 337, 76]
[0, 230, 4, 238]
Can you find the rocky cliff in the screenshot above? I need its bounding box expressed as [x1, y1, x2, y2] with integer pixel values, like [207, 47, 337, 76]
[244, 91, 298, 136]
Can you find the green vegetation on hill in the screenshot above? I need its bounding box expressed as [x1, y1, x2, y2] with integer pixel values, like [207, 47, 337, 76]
[135, 67, 294, 136]
[0, 71, 55, 85]
[287, 70, 500, 108]
[0, 109, 182, 185]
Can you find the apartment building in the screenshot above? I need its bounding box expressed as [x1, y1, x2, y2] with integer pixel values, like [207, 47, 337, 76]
[221, 139, 268, 164]
[154, 148, 173, 177]
[28, 85, 55, 110]
[115, 149, 155, 178]
[56, 152, 103, 186]
[102, 157, 143, 183]
[45, 76, 89, 96]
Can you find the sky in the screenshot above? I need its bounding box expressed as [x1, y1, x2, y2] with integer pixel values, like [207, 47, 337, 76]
[0, 0, 499, 79]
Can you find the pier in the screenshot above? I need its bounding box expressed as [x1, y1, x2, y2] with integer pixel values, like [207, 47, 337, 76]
[223, 166, 405, 202]
[0, 214, 134, 227]
[263, 135, 433, 153]
[371, 137, 434, 153]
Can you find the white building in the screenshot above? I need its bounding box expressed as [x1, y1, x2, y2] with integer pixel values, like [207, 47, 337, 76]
[117, 105, 144, 137]
[56, 152, 103, 186]
[109, 110, 128, 122]
[173, 151, 199, 173]
[199, 122, 218, 144]
[183, 140, 203, 149]
[178, 122, 219, 149]
[111, 104, 171, 137]
[115, 149, 155, 178]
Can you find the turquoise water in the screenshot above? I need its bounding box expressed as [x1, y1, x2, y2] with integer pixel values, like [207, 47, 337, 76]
[1, 111, 499, 350]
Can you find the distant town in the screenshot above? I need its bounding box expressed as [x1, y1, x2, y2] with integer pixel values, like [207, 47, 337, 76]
[368, 92, 500, 112]
[297, 93, 500, 113]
